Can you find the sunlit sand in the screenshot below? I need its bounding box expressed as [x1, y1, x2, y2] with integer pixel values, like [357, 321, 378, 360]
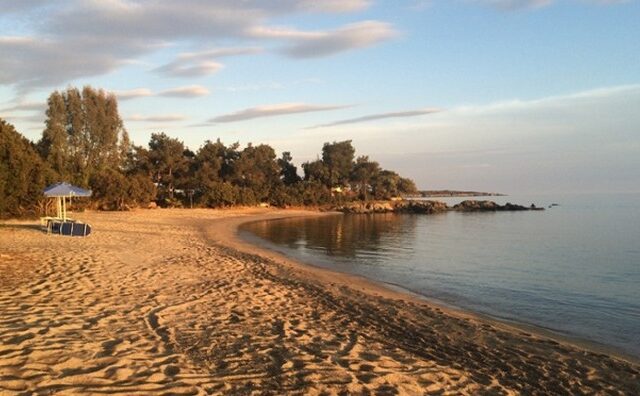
[1, 209, 638, 395]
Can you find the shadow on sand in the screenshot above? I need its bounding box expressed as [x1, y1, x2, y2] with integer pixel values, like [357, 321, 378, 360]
[0, 223, 44, 233]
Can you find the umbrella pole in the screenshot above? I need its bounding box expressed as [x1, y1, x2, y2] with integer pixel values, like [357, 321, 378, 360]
[56, 197, 62, 219]
[63, 196, 67, 221]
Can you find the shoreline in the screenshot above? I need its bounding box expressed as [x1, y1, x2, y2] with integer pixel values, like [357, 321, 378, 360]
[226, 210, 640, 366]
[1, 208, 638, 394]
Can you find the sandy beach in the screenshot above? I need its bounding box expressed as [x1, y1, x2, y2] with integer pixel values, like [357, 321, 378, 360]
[0, 208, 638, 395]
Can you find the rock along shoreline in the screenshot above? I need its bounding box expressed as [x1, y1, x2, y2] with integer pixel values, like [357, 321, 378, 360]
[332, 199, 545, 214]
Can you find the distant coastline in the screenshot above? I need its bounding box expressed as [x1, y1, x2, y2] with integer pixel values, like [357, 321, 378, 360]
[417, 190, 505, 197]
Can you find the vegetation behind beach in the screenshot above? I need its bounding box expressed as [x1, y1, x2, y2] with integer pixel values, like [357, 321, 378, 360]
[0, 86, 417, 218]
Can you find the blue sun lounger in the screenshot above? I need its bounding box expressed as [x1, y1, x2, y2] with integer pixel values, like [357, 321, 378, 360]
[42, 182, 93, 237]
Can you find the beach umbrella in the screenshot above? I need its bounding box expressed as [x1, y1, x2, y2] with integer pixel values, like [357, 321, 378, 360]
[43, 182, 92, 221]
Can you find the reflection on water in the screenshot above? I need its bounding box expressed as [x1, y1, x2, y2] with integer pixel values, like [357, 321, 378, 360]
[247, 213, 416, 259]
[241, 194, 640, 358]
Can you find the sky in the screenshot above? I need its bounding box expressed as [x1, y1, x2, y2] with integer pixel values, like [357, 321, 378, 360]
[1, 0, 639, 194]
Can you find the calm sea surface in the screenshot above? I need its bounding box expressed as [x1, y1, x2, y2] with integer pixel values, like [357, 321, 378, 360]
[240, 193, 640, 358]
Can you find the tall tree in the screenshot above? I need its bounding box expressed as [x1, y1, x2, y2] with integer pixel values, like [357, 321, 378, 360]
[65, 87, 85, 182]
[38, 91, 69, 180]
[81, 86, 124, 177]
[39, 86, 128, 186]
[322, 140, 355, 187]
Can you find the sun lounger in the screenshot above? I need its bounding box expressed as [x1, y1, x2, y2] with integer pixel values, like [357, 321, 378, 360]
[45, 219, 92, 237]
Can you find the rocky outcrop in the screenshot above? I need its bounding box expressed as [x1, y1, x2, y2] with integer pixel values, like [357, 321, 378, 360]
[333, 200, 544, 214]
[393, 200, 449, 214]
[452, 200, 544, 212]
[334, 200, 448, 214]
[336, 201, 395, 214]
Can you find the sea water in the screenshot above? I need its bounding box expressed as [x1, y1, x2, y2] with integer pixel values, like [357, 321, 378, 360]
[241, 193, 640, 358]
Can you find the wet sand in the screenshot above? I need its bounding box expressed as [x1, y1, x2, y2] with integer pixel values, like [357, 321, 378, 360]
[0, 208, 638, 395]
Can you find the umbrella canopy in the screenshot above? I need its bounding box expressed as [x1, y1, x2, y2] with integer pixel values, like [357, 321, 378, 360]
[44, 182, 92, 198]
[43, 182, 92, 221]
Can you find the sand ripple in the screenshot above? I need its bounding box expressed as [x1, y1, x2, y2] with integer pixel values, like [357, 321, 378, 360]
[0, 209, 638, 395]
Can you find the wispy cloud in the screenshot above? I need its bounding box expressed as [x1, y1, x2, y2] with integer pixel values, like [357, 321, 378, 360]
[470, 0, 552, 10]
[155, 47, 262, 77]
[251, 21, 398, 58]
[113, 86, 209, 100]
[1, 113, 45, 124]
[210, 103, 350, 123]
[158, 85, 210, 98]
[469, 0, 626, 10]
[113, 88, 154, 100]
[155, 61, 224, 78]
[451, 84, 640, 114]
[308, 107, 443, 128]
[128, 114, 186, 122]
[294, 0, 372, 12]
[0, 0, 627, 92]
[0, 1, 382, 91]
[0, 101, 46, 112]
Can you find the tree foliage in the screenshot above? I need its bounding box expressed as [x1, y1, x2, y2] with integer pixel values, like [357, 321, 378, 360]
[1, 86, 419, 218]
[38, 86, 129, 187]
[321, 140, 355, 187]
[0, 120, 52, 218]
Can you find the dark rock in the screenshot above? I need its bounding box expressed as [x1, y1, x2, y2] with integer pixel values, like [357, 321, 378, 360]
[453, 200, 543, 212]
[333, 199, 544, 214]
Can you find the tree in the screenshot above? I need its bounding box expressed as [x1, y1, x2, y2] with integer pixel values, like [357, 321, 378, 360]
[397, 177, 418, 195]
[372, 170, 408, 200]
[350, 156, 380, 201]
[278, 151, 301, 186]
[80, 86, 126, 177]
[1, 120, 52, 218]
[38, 91, 69, 180]
[302, 159, 329, 183]
[38, 86, 129, 187]
[147, 132, 191, 201]
[90, 168, 155, 210]
[4, 84, 423, 216]
[231, 144, 281, 202]
[194, 140, 224, 182]
[322, 140, 355, 187]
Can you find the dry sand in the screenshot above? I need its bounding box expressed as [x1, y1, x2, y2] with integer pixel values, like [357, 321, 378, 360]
[0, 208, 638, 395]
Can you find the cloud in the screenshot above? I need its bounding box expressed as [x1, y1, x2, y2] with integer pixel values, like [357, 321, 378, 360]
[128, 114, 186, 122]
[292, 0, 372, 12]
[469, 0, 627, 10]
[210, 103, 350, 123]
[113, 86, 209, 100]
[172, 48, 264, 62]
[309, 107, 443, 128]
[158, 85, 210, 98]
[0, 35, 142, 91]
[155, 61, 224, 78]
[0, 1, 383, 91]
[155, 47, 263, 77]
[0, 101, 46, 113]
[451, 84, 640, 115]
[0, 0, 49, 13]
[253, 21, 398, 58]
[0, 0, 626, 93]
[1, 113, 45, 124]
[114, 88, 154, 100]
[471, 0, 553, 9]
[272, 84, 640, 193]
